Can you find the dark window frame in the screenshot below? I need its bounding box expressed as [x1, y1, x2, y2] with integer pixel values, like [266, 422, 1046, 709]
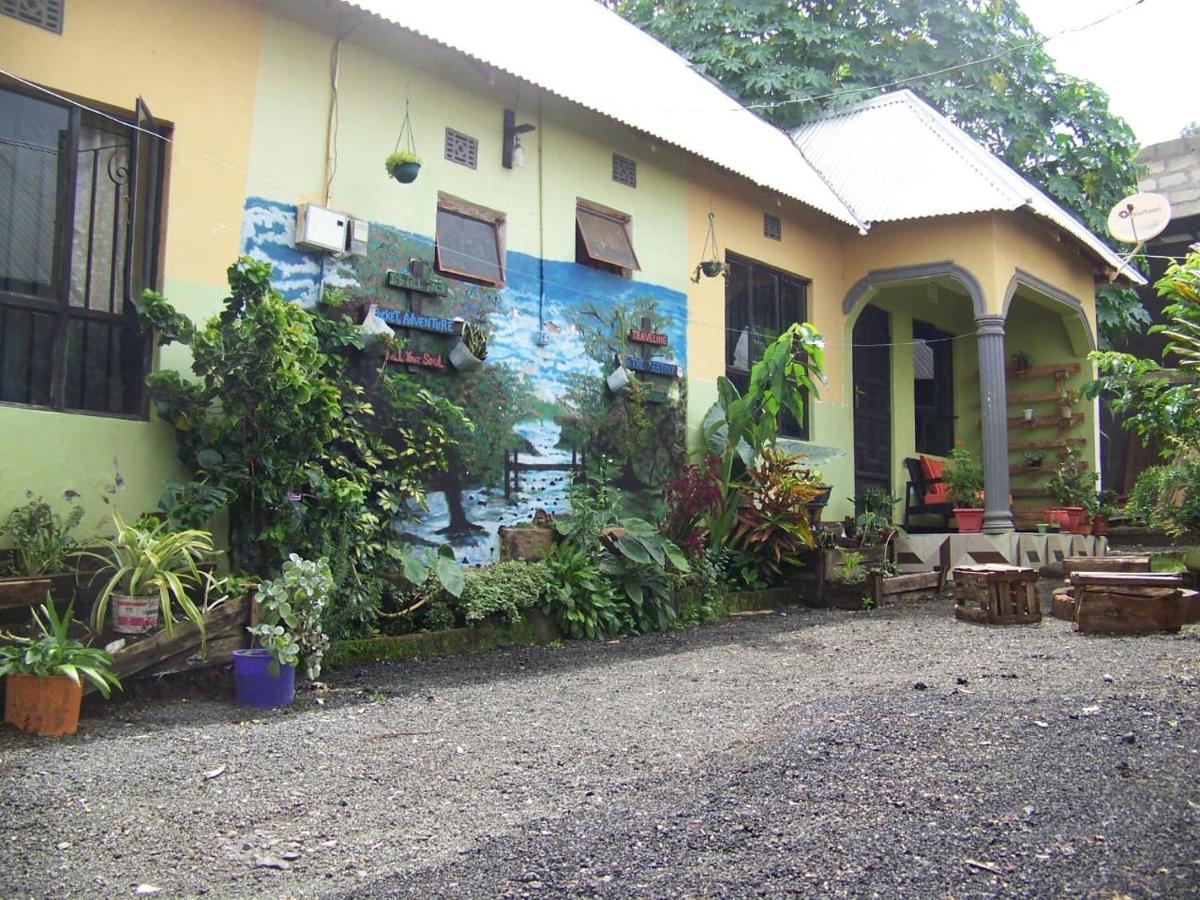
[763, 212, 782, 241]
[434, 192, 506, 287]
[575, 198, 639, 277]
[0, 78, 167, 419]
[912, 319, 955, 456]
[724, 253, 810, 439]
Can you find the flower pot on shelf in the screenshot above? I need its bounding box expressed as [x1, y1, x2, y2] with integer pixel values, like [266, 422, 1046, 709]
[3, 673, 83, 736]
[448, 340, 483, 372]
[953, 508, 985, 533]
[232, 649, 295, 708]
[111, 594, 160, 634]
[389, 161, 421, 184]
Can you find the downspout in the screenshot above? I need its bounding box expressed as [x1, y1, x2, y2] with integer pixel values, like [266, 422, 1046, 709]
[536, 92, 548, 346]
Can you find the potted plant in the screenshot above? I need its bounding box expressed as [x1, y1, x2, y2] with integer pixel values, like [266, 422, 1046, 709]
[798, 466, 832, 523]
[1, 601, 121, 735]
[449, 321, 489, 372]
[824, 550, 870, 610]
[0, 494, 89, 608]
[1092, 489, 1118, 537]
[88, 514, 217, 642]
[384, 149, 421, 184]
[1010, 350, 1032, 373]
[234, 554, 333, 708]
[606, 361, 633, 396]
[1023, 450, 1045, 471]
[1046, 447, 1096, 534]
[1058, 387, 1081, 424]
[943, 448, 985, 533]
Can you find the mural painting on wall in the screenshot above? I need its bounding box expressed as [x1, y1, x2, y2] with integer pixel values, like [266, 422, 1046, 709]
[241, 198, 687, 564]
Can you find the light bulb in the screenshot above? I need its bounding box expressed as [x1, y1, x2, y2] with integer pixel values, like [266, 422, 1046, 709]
[512, 136, 525, 169]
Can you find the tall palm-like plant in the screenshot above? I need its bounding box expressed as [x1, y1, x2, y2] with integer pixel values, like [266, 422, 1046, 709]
[88, 514, 217, 647]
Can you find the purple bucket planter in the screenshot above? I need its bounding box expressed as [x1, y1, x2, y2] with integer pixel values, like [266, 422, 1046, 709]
[232, 649, 295, 708]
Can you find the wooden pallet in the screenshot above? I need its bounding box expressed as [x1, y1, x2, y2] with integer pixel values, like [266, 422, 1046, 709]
[953, 564, 1040, 624]
[1069, 572, 1184, 635]
[871, 571, 941, 606]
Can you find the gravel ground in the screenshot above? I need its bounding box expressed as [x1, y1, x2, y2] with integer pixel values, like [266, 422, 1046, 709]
[1, 588, 1198, 899]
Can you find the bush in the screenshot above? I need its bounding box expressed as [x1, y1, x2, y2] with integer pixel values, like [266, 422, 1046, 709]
[1127, 461, 1200, 536]
[458, 561, 549, 625]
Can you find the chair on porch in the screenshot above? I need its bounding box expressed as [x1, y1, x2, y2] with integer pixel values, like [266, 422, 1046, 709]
[903, 456, 952, 532]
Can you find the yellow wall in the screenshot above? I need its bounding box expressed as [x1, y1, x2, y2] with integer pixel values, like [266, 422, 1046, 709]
[0, 0, 263, 535]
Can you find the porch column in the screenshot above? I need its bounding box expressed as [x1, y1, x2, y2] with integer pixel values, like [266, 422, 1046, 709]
[975, 314, 1015, 533]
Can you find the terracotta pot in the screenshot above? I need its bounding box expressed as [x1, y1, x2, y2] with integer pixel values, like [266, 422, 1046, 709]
[1061, 506, 1086, 534]
[953, 508, 985, 533]
[4, 674, 82, 736]
[1091, 515, 1107, 537]
[1046, 508, 1069, 530]
[112, 594, 160, 634]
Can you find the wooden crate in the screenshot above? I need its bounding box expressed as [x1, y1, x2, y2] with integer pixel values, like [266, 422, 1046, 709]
[872, 571, 941, 606]
[1182, 589, 1200, 625]
[954, 564, 1040, 624]
[1070, 572, 1183, 635]
[1063, 556, 1150, 575]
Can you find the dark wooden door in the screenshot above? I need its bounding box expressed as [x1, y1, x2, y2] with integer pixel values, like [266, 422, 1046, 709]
[853, 305, 892, 499]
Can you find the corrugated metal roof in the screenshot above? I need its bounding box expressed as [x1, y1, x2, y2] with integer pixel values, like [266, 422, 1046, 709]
[340, 0, 865, 229]
[792, 90, 1144, 283]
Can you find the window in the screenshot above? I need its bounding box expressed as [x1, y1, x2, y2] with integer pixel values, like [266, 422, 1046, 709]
[1, 0, 64, 34]
[913, 320, 954, 455]
[0, 82, 165, 416]
[443, 127, 478, 169]
[725, 254, 809, 438]
[575, 199, 639, 276]
[763, 213, 782, 241]
[434, 193, 505, 286]
[611, 153, 636, 188]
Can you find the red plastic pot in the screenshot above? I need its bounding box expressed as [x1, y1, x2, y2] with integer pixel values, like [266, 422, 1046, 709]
[953, 508, 985, 533]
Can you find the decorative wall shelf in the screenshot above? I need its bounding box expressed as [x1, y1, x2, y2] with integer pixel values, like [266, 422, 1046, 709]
[1008, 437, 1087, 452]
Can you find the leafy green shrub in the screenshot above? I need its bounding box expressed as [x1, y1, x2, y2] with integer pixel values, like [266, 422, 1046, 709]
[1127, 461, 1200, 536]
[943, 448, 984, 508]
[540, 542, 623, 640]
[2, 494, 84, 577]
[459, 560, 549, 624]
[252, 554, 334, 679]
[0, 601, 121, 698]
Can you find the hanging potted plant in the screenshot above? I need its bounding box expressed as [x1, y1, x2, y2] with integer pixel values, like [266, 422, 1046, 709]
[943, 448, 985, 533]
[449, 321, 489, 373]
[1, 601, 121, 735]
[690, 212, 728, 282]
[87, 514, 217, 642]
[385, 97, 421, 185]
[606, 356, 633, 396]
[234, 555, 332, 709]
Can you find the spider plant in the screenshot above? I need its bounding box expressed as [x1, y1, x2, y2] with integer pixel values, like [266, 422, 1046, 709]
[0, 600, 121, 698]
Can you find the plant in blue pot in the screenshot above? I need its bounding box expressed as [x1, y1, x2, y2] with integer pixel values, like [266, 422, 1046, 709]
[234, 555, 333, 708]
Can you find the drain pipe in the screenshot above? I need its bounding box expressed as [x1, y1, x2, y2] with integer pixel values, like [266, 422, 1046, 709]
[536, 92, 548, 346]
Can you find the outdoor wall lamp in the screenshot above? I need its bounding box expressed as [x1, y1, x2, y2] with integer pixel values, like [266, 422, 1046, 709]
[503, 109, 536, 169]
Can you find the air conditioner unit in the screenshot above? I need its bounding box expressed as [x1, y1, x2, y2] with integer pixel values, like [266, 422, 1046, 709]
[295, 203, 349, 254]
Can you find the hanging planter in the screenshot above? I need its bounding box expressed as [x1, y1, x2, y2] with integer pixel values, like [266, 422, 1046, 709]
[386, 97, 421, 185]
[449, 321, 489, 373]
[606, 363, 633, 396]
[690, 212, 727, 282]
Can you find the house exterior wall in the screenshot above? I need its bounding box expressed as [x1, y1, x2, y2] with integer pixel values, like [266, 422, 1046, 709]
[0, 0, 263, 531]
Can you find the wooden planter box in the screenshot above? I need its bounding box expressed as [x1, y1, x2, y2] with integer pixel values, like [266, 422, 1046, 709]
[1070, 572, 1184, 635]
[824, 579, 872, 610]
[1063, 556, 1150, 575]
[871, 571, 941, 606]
[497, 525, 555, 561]
[953, 564, 1040, 624]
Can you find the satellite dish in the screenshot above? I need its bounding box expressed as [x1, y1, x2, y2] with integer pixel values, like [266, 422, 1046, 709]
[1107, 192, 1171, 244]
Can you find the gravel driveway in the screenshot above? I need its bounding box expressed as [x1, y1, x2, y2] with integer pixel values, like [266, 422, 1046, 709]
[1, 592, 1197, 898]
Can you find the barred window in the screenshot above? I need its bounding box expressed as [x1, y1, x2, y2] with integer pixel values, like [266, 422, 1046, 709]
[0, 81, 166, 416]
[444, 128, 478, 169]
[763, 212, 782, 241]
[611, 153, 636, 188]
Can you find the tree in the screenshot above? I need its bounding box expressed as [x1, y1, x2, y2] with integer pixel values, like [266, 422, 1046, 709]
[609, 0, 1147, 339]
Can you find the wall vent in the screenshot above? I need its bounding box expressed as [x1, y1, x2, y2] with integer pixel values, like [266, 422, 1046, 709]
[612, 153, 637, 188]
[1, 0, 64, 33]
[763, 212, 782, 241]
[444, 128, 478, 169]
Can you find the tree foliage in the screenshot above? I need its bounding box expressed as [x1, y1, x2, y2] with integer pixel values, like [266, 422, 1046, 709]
[610, 0, 1146, 338]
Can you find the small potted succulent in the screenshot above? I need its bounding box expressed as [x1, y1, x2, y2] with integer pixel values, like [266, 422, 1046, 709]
[234, 554, 333, 708]
[384, 149, 422, 184]
[1058, 387, 1081, 424]
[1023, 450, 1045, 470]
[449, 321, 489, 372]
[943, 448, 985, 533]
[88, 514, 217, 643]
[1, 601, 121, 735]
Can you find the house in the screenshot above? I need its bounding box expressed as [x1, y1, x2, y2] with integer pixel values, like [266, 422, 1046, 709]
[0, 0, 1141, 562]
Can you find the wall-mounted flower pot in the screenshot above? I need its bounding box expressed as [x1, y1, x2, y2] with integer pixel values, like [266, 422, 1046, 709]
[232, 649, 295, 708]
[953, 508, 985, 533]
[606, 365, 633, 396]
[112, 594, 160, 634]
[4, 674, 83, 736]
[1023, 408, 1035, 422]
[449, 341, 483, 372]
[389, 162, 421, 184]
[700, 260, 724, 278]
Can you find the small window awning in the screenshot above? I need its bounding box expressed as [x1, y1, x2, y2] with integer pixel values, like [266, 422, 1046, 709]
[576, 205, 640, 271]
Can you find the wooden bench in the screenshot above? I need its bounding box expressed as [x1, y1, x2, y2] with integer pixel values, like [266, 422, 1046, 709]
[954, 564, 1040, 624]
[1062, 556, 1150, 575]
[1069, 572, 1184, 635]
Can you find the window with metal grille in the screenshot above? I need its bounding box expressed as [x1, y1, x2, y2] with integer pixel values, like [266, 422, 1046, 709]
[434, 193, 505, 287]
[913, 320, 955, 455]
[575, 199, 639, 277]
[725, 254, 809, 439]
[0, 82, 166, 416]
[763, 212, 782, 241]
[443, 127, 478, 169]
[1, 0, 63, 34]
[611, 153, 636, 188]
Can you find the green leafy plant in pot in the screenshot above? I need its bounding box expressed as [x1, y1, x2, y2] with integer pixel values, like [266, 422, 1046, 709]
[943, 448, 985, 533]
[1, 600, 121, 735]
[2, 494, 84, 577]
[384, 149, 421, 184]
[88, 514, 217, 643]
[449, 321, 489, 372]
[236, 554, 333, 708]
[1046, 447, 1096, 534]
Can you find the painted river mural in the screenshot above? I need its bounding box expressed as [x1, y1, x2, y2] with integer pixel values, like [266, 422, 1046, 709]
[241, 198, 688, 563]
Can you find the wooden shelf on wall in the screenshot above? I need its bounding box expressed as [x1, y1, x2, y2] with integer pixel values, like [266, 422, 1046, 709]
[1005, 390, 1065, 405]
[1006, 413, 1085, 429]
[1011, 487, 1052, 498]
[1006, 362, 1081, 380]
[1008, 437, 1087, 451]
[1009, 460, 1090, 477]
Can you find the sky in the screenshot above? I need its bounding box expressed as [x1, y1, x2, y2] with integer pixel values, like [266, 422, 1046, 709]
[1018, 0, 1195, 148]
